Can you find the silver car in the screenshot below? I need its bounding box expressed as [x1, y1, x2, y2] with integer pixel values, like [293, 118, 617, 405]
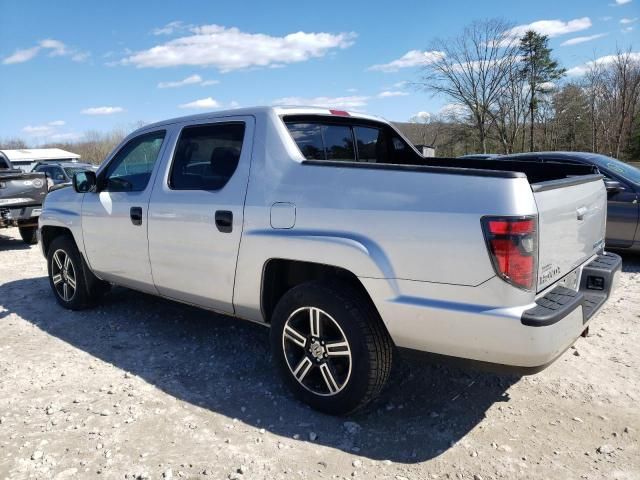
[38, 107, 621, 414]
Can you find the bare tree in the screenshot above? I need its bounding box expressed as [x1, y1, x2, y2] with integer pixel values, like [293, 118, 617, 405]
[419, 19, 519, 153]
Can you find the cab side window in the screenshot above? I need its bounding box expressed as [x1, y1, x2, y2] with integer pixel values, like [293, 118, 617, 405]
[169, 123, 246, 191]
[103, 131, 166, 192]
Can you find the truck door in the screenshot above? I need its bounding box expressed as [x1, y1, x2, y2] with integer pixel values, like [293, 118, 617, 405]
[81, 129, 168, 293]
[147, 116, 254, 314]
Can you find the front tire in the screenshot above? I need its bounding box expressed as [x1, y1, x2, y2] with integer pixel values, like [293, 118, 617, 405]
[47, 235, 106, 310]
[270, 280, 393, 415]
[18, 226, 38, 245]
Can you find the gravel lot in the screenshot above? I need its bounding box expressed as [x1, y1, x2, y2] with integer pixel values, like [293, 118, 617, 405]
[1, 227, 639, 480]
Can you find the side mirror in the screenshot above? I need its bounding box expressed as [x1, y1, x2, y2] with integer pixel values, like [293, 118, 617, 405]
[73, 170, 97, 193]
[604, 179, 624, 193]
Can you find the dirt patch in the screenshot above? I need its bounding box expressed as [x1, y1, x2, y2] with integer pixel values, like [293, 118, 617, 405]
[1, 228, 639, 480]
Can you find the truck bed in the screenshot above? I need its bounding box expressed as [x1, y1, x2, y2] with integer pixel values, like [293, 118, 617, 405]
[422, 157, 599, 184]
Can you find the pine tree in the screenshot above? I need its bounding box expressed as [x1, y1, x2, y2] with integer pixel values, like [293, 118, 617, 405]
[519, 31, 565, 151]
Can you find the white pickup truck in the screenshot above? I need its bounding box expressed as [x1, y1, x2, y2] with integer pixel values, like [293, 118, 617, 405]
[38, 107, 621, 414]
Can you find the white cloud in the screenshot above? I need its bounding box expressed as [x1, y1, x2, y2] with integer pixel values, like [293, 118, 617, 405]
[22, 120, 69, 138]
[122, 24, 356, 72]
[368, 50, 445, 72]
[377, 90, 409, 98]
[272, 95, 370, 110]
[611, 0, 632, 5]
[561, 33, 608, 46]
[50, 132, 82, 142]
[201, 79, 220, 86]
[601, 16, 614, 21]
[410, 111, 431, 122]
[506, 17, 592, 40]
[40, 39, 68, 56]
[620, 17, 638, 24]
[71, 51, 91, 62]
[152, 21, 191, 36]
[23, 125, 56, 136]
[158, 74, 203, 88]
[2, 39, 89, 64]
[566, 52, 640, 76]
[81, 106, 125, 115]
[622, 26, 635, 33]
[178, 97, 221, 109]
[2, 46, 41, 64]
[439, 103, 469, 120]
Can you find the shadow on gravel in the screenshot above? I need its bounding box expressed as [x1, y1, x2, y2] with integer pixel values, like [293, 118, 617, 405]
[0, 275, 520, 463]
[0, 231, 32, 251]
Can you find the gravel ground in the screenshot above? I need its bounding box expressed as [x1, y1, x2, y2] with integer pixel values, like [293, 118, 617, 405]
[0, 227, 639, 480]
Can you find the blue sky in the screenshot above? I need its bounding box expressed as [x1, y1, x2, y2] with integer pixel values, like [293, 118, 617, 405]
[0, 0, 638, 144]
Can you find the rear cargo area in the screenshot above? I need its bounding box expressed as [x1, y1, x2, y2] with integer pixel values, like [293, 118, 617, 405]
[424, 157, 598, 183]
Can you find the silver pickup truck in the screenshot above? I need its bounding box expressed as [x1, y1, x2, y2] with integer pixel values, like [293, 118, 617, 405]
[38, 107, 621, 414]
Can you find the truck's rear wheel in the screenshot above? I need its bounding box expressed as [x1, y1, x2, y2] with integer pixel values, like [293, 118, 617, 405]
[270, 280, 393, 415]
[18, 226, 38, 245]
[47, 235, 107, 310]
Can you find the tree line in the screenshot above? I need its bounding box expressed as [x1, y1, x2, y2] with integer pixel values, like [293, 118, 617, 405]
[1, 19, 638, 162]
[399, 19, 640, 160]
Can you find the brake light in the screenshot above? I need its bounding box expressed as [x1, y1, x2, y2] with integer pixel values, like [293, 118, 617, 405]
[329, 109, 350, 116]
[482, 216, 537, 290]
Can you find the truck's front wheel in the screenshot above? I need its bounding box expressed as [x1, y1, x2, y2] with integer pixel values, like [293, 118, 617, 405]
[47, 235, 107, 310]
[270, 281, 393, 415]
[18, 226, 38, 245]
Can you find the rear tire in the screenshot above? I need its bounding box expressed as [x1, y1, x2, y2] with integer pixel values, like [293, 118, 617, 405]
[270, 280, 394, 415]
[47, 235, 107, 310]
[18, 226, 37, 245]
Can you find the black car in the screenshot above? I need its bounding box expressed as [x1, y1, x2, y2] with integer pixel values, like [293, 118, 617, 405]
[487, 152, 640, 252]
[33, 161, 98, 186]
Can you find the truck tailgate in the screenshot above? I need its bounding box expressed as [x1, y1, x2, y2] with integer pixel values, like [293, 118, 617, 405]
[0, 172, 47, 207]
[534, 175, 606, 292]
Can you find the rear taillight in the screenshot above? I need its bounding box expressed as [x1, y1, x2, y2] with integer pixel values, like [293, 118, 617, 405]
[482, 216, 537, 290]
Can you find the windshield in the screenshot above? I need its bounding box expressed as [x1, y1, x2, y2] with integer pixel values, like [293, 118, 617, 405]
[64, 166, 94, 177]
[583, 154, 640, 185]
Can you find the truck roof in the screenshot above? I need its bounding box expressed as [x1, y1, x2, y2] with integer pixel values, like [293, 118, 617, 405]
[141, 106, 390, 131]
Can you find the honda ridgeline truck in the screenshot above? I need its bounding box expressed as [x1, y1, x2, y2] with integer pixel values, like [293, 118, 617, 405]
[38, 107, 621, 414]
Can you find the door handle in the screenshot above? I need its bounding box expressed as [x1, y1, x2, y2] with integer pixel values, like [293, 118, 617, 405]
[130, 206, 143, 226]
[215, 210, 233, 233]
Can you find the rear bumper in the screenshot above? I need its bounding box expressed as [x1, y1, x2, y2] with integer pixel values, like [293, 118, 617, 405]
[0, 204, 42, 227]
[522, 253, 622, 327]
[362, 253, 622, 370]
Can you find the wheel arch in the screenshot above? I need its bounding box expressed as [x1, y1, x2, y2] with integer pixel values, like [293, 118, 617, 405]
[260, 258, 384, 327]
[40, 225, 76, 257]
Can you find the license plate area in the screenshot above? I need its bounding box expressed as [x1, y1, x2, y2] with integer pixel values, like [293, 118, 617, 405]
[557, 268, 579, 291]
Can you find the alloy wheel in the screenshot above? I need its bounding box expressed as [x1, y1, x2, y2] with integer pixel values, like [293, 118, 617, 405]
[282, 306, 352, 396]
[51, 249, 77, 302]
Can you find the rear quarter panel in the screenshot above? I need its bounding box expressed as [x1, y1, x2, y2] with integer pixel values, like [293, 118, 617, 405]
[233, 111, 539, 321]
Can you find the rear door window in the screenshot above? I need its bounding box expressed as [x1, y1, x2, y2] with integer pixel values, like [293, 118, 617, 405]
[170, 122, 246, 191]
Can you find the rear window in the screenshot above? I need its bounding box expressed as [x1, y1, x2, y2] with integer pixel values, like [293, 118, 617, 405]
[286, 123, 355, 162]
[285, 117, 421, 165]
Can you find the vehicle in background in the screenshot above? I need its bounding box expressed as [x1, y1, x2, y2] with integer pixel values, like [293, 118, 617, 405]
[458, 153, 501, 160]
[39, 107, 620, 414]
[459, 152, 640, 252]
[0, 153, 47, 244]
[33, 161, 98, 188]
[0, 148, 81, 172]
